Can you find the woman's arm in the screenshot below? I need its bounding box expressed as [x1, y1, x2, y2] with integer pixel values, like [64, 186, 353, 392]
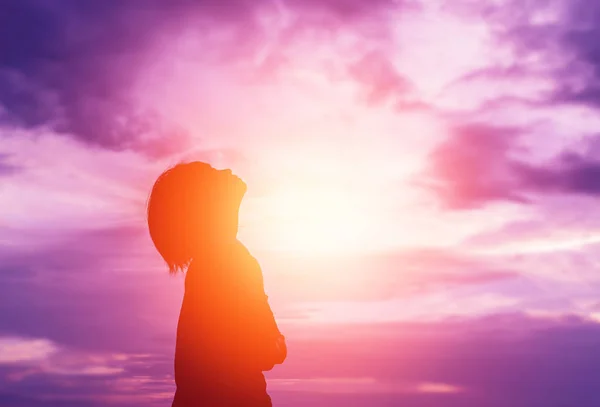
[234, 247, 287, 370]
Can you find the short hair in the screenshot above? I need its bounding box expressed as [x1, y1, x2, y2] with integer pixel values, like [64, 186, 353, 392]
[147, 161, 224, 274]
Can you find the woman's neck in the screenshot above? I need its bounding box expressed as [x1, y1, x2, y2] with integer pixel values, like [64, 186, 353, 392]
[193, 236, 238, 255]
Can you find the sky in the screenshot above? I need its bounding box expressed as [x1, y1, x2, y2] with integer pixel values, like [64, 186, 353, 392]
[2, 0, 600, 405]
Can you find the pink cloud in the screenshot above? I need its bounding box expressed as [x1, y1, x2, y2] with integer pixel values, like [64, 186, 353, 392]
[0, 337, 56, 364]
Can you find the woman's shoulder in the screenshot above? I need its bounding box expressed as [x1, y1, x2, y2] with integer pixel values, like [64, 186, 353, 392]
[186, 240, 262, 286]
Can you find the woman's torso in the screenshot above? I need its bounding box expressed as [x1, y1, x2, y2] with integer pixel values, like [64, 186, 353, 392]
[172, 242, 271, 406]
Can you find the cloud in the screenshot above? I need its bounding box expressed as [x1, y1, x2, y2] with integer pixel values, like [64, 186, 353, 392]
[0, 349, 173, 407]
[268, 376, 464, 394]
[265, 312, 600, 407]
[0, 0, 274, 157]
[0, 0, 203, 157]
[421, 123, 527, 209]
[289, 0, 412, 20]
[449, 0, 600, 114]
[0, 220, 523, 354]
[3, 313, 600, 406]
[0, 337, 57, 364]
[348, 51, 414, 106]
[0, 0, 413, 159]
[422, 123, 600, 209]
[0, 224, 180, 354]
[0, 336, 139, 378]
[515, 146, 600, 195]
[526, 0, 600, 108]
[277, 0, 415, 41]
[0, 153, 19, 176]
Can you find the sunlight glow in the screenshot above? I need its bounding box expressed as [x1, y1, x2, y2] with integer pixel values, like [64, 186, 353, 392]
[259, 186, 371, 254]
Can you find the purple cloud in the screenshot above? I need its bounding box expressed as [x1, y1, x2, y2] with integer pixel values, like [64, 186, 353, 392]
[6, 1, 600, 405]
[2, 313, 600, 406]
[0, 0, 276, 157]
[0, 153, 19, 176]
[290, 0, 411, 19]
[268, 313, 600, 407]
[0, 0, 203, 157]
[451, 0, 600, 112]
[516, 149, 600, 195]
[531, 0, 600, 108]
[0, 346, 173, 407]
[348, 51, 414, 106]
[423, 122, 600, 209]
[421, 123, 527, 209]
[0, 224, 179, 354]
[0, 0, 413, 158]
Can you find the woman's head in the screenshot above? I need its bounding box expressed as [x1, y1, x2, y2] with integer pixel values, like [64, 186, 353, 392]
[147, 161, 247, 274]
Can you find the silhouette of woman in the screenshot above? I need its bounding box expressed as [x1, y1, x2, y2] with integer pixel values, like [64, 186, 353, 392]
[147, 162, 287, 407]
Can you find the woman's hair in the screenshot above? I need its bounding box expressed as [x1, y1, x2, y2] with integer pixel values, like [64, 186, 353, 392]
[147, 161, 239, 274]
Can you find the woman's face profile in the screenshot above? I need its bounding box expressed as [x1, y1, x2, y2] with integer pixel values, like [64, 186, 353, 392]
[216, 168, 247, 199]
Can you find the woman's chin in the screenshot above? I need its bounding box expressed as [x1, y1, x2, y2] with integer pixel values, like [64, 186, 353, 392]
[232, 176, 247, 197]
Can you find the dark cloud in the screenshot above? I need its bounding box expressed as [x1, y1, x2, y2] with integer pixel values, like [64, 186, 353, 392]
[423, 122, 600, 209]
[0, 0, 205, 157]
[448, 0, 600, 112]
[421, 123, 528, 209]
[0, 0, 281, 157]
[542, 0, 600, 107]
[0, 0, 411, 158]
[427, 0, 600, 210]
[515, 149, 600, 195]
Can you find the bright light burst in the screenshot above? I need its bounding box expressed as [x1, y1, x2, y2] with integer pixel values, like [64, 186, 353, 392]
[257, 185, 372, 254]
